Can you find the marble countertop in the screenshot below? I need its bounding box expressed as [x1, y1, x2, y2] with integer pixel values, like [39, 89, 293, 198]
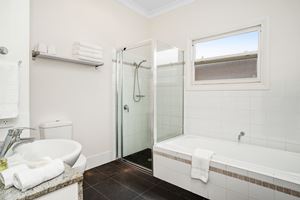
[0, 164, 83, 200]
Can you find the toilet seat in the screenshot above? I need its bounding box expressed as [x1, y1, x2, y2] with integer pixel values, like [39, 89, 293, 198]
[73, 154, 87, 173]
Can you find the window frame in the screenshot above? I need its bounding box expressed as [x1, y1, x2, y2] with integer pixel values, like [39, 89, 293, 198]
[186, 20, 269, 91]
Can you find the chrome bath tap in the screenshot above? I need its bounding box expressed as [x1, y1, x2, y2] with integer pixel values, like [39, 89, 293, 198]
[0, 127, 35, 158]
[238, 131, 245, 142]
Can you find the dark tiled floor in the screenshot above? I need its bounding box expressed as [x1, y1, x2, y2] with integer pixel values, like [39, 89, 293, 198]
[123, 148, 152, 170]
[83, 160, 208, 200]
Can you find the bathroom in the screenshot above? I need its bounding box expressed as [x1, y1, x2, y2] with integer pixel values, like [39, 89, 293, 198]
[0, 0, 299, 199]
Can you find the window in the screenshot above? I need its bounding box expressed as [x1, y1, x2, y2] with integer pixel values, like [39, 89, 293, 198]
[190, 24, 268, 89]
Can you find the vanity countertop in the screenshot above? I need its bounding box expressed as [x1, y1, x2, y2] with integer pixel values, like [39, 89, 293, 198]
[0, 164, 83, 200]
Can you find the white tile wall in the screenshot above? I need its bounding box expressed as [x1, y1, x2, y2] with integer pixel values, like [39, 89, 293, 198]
[185, 85, 300, 153]
[226, 190, 248, 200]
[208, 184, 226, 200]
[275, 192, 299, 200]
[226, 166, 249, 197]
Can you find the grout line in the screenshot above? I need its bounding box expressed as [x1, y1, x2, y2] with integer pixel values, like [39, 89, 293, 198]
[132, 183, 158, 199]
[110, 177, 141, 195]
[88, 186, 110, 200]
[85, 160, 160, 199]
[83, 180, 91, 189]
[107, 161, 158, 196]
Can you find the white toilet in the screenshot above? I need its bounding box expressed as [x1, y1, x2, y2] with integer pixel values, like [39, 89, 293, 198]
[39, 120, 87, 173]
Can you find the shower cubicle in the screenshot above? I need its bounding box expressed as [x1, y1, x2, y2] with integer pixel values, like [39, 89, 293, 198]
[115, 40, 184, 171]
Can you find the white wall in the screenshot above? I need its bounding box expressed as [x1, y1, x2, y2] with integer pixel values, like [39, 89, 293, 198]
[0, 0, 30, 140]
[30, 0, 150, 169]
[151, 0, 300, 152]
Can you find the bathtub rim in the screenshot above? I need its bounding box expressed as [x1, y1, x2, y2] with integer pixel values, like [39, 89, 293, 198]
[154, 134, 300, 186]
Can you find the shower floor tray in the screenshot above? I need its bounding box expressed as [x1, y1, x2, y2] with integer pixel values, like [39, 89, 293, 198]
[123, 148, 152, 170]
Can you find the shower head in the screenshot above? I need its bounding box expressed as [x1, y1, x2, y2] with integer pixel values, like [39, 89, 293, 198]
[136, 60, 147, 68]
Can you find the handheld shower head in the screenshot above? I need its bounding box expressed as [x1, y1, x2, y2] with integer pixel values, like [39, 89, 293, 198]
[133, 59, 147, 103]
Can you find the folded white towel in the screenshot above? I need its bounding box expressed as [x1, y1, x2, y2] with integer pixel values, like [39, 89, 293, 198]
[13, 159, 65, 192]
[73, 46, 102, 55]
[0, 164, 29, 189]
[73, 50, 103, 60]
[0, 61, 19, 119]
[26, 157, 53, 168]
[77, 55, 103, 63]
[74, 42, 103, 51]
[7, 154, 52, 168]
[7, 153, 25, 167]
[191, 149, 214, 183]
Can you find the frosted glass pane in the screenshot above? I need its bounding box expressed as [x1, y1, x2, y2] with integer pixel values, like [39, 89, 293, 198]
[195, 57, 257, 81]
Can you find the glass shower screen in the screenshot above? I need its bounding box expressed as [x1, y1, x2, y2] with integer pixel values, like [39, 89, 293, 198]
[116, 40, 184, 171]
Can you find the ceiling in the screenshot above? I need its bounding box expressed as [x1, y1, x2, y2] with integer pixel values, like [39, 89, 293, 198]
[116, 0, 194, 18]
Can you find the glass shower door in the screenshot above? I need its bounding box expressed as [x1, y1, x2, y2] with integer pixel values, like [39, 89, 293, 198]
[116, 40, 184, 171]
[120, 42, 153, 170]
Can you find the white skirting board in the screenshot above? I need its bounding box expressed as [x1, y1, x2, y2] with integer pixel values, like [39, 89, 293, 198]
[86, 151, 112, 170]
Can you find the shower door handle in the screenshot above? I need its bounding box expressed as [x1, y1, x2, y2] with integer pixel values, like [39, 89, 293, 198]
[123, 105, 129, 112]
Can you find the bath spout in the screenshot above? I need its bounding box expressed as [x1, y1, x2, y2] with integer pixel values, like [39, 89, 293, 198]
[238, 131, 245, 142]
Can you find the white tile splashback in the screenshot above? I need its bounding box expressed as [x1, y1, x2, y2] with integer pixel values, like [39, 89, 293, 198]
[185, 89, 300, 153]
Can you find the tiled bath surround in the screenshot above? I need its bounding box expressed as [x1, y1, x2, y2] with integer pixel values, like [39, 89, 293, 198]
[153, 150, 300, 200]
[185, 90, 300, 153]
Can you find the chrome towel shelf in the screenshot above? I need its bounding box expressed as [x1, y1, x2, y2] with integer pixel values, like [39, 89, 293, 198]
[32, 50, 104, 69]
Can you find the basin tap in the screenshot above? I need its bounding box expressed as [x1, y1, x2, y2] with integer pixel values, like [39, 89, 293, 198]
[0, 127, 36, 158]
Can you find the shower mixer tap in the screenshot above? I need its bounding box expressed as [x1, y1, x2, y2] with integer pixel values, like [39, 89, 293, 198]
[124, 105, 129, 112]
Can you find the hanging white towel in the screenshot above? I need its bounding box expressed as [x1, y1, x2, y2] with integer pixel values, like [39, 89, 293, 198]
[191, 149, 214, 183]
[13, 159, 65, 192]
[0, 164, 29, 189]
[73, 42, 103, 51]
[0, 61, 19, 119]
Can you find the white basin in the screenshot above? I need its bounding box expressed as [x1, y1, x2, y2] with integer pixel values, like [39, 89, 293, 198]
[13, 139, 82, 167]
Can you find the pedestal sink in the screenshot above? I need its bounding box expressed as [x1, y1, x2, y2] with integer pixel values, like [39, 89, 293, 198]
[12, 139, 82, 167]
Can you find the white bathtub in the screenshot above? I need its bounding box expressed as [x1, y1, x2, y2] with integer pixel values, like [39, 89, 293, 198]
[153, 135, 300, 200]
